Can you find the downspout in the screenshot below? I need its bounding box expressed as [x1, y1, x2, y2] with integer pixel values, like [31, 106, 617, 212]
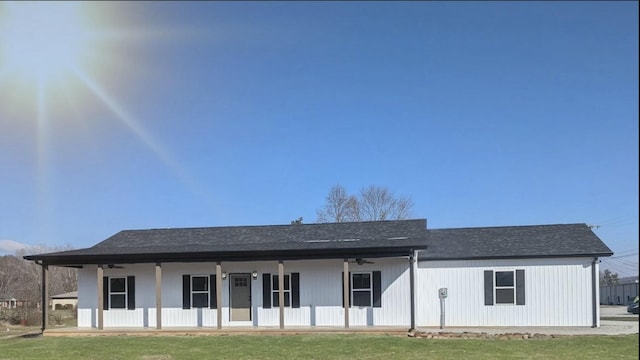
[409, 250, 416, 331]
[591, 257, 599, 328]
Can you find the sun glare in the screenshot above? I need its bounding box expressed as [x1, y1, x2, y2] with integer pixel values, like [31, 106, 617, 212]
[0, 2, 203, 203]
[0, 2, 88, 83]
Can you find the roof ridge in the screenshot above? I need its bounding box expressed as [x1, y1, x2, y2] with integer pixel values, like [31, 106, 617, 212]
[428, 223, 587, 231]
[115, 218, 427, 233]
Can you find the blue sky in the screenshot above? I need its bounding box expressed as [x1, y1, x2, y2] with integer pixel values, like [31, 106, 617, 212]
[0, 2, 637, 276]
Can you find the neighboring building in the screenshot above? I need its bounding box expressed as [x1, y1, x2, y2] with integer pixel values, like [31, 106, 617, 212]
[50, 291, 78, 310]
[24, 219, 612, 332]
[600, 277, 639, 305]
[0, 295, 17, 309]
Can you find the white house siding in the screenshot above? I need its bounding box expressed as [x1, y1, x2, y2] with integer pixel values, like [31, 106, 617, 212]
[416, 257, 598, 327]
[77, 258, 411, 328]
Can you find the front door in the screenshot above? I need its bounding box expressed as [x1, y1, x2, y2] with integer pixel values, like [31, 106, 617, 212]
[230, 274, 251, 321]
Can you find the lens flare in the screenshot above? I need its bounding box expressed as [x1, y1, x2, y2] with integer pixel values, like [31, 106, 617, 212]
[0, 2, 215, 227]
[0, 2, 88, 83]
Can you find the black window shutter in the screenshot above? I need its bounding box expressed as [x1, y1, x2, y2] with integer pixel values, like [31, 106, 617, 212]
[103, 276, 109, 310]
[372, 271, 382, 308]
[516, 270, 525, 305]
[182, 275, 191, 309]
[127, 276, 135, 310]
[291, 272, 300, 308]
[262, 273, 271, 309]
[209, 275, 217, 309]
[484, 270, 494, 306]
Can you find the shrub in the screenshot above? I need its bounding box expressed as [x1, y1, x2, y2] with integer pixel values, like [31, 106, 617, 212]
[51, 311, 65, 325]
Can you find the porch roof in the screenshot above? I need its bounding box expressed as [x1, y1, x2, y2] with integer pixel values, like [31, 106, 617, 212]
[24, 219, 428, 266]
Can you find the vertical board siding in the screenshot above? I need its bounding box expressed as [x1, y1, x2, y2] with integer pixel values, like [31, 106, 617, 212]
[76, 258, 412, 328]
[77, 267, 96, 327]
[416, 258, 595, 327]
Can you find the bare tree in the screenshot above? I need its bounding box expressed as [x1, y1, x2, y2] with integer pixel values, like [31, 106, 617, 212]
[0, 255, 23, 297]
[316, 184, 359, 222]
[316, 184, 414, 222]
[357, 185, 414, 221]
[1, 246, 78, 305]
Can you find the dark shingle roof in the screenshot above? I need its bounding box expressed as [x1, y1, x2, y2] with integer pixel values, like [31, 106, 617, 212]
[25, 219, 428, 265]
[420, 223, 613, 260]
[24, 220, 613, 265]
[51, 291, 78, 299]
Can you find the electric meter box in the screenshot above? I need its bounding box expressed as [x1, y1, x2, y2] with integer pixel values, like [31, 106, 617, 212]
[438, 288, 448, 299]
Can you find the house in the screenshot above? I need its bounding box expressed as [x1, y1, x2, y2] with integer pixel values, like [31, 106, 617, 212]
[51, 291, 78, 310]
[0, 294, 35, 309]
[23, 219, 612, 332]
[0, 295, 17, 309]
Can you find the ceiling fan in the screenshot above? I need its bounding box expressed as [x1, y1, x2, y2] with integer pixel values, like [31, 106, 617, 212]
[107, 264, 125, 269]
[351, 258, 374, 265]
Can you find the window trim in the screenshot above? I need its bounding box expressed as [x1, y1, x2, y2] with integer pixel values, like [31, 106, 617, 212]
[109, 277, 127, 310]
[351, 272, 373, 307]
[191, 275, 210, 308]
[271, 274, 291, 308]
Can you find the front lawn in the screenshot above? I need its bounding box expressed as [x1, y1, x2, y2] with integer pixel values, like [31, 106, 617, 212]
[0, 334, 637, 360]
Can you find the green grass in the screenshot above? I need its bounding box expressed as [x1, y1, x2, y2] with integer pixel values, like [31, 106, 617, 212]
[0, 334, 637, 360]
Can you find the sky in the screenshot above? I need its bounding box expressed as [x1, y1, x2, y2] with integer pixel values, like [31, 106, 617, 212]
[0, 2, 637, 277]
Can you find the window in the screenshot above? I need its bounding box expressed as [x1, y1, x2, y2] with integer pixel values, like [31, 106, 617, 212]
[484, 269, 525, 306]
[495, 271, 515, 304]
[182, 274, 216, 309]
[109, 277, 127, 309]
[351, 273, 372, 307]
[341, 271, 382, 308]
[191, 275, 209, 308]
[272, 274, 291, 307]
[262, 272, 300, 309]
[103, 275, 135, 310]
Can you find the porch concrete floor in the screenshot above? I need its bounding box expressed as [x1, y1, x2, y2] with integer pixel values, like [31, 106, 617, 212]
[41, 320, 638, 337]
[43, 326, 410, 337]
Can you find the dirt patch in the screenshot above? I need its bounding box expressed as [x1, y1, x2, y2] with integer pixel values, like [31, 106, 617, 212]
[408, 330, 559, 340]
